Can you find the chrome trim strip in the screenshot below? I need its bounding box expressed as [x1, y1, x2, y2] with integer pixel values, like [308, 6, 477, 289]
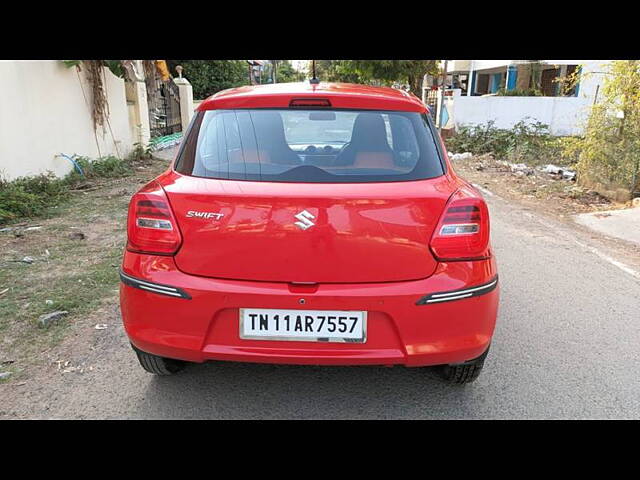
[416, 275, 498, 305]
[424, 293, 473, 303]
[138, 285, 183, 297]
[123, 275, 178, 292]
[431, 278, 498, 298]
[119, 270, 191, 300]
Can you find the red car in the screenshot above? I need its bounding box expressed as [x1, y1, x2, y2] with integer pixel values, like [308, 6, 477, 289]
[120, 81, 499, 384]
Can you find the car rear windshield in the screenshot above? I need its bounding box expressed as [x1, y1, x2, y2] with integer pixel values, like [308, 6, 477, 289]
[174, 108, 444, 183]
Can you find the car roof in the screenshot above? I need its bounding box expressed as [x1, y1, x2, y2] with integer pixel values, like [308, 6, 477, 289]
[197, 82, 427, 113]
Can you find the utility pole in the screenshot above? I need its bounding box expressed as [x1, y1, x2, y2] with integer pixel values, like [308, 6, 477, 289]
[272, 60, 277, 84]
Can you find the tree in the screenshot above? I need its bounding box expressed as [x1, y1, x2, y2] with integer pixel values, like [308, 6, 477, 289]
[262, 60, 306, 83]
[310, 60, 438, 97]
[280, 60, 306, 82]
[166, 60, 248, 99]
[264, 60, 304, 83]
[313, 60, 368, 84]
[353, 60, 439, 97]
[570, 60, 640, 196]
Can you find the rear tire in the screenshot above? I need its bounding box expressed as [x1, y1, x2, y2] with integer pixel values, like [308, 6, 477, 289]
[132, 345, 186, 375]
[440, 346, 490, 385]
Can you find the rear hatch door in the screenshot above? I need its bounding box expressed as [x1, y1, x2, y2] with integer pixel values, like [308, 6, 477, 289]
[164, 175, 453, 283]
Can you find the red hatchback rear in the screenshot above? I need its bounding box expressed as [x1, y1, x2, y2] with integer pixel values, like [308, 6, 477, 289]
[119, 82, 499, 383]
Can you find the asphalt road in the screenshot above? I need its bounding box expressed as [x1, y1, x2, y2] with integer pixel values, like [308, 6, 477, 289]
[4, 190, 640, 419]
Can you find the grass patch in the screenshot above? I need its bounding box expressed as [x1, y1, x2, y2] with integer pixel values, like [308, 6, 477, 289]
[0, 250, 124, 379]
[0, 216, 126, 376]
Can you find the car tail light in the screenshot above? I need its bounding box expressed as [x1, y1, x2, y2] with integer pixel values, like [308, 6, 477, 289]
[126, 181, 182, 255]
[430, 186, 490, 261]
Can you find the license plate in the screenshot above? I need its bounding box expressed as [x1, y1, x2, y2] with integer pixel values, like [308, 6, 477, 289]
[239, 308, 367, 343]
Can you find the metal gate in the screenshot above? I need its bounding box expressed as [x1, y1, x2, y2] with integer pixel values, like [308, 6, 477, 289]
[425, 89, 439, 121]
[147, 79, 181, 137]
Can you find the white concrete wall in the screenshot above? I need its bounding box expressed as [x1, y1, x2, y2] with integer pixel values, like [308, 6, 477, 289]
[446, 96, 592, 135]
[0, 60, 133, 180]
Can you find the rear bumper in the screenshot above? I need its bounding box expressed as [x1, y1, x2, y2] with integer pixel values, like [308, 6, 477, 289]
[120, 253, 499, 367]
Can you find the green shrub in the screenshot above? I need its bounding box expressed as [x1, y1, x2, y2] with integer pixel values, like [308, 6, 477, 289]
[13, 172, 70, 202]
[0, 182, 42, 221]
[446, 119, 574, 166]
[496, 87, 543, 96]
[446, 121, 512, 158]
[74, 156, 133, 179]
[127, 143, 150, 162]
[0, 156, 134, 224]
[0, 172, 72, 223]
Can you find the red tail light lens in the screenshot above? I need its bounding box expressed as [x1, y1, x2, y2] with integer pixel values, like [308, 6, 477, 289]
[126, 181, 182, 255]
[430, 186, 490, 261]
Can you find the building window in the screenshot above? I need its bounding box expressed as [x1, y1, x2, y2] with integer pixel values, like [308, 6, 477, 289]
[475, 74, 490, 95]
[539, 65, 580, 97]
[541, 67, 561, 96]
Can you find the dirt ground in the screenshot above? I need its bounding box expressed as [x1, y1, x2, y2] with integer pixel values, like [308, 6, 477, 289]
[453, 154, 640, 272]
[453, 154, 627, 217]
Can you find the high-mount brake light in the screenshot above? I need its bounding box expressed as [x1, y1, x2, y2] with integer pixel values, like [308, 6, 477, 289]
[289, 98, 332, 107]
[430, 186, 490, 261]
[127, 181, 182, 255]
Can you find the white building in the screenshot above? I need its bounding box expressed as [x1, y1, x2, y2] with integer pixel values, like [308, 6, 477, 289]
[427, 60, 608, 136]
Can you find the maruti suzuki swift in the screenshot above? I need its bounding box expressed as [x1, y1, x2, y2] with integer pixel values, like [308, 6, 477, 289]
[119, 82, 499, 384]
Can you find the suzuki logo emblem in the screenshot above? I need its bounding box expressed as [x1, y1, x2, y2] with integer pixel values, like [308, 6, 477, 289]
[294, 210, 316, 230]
